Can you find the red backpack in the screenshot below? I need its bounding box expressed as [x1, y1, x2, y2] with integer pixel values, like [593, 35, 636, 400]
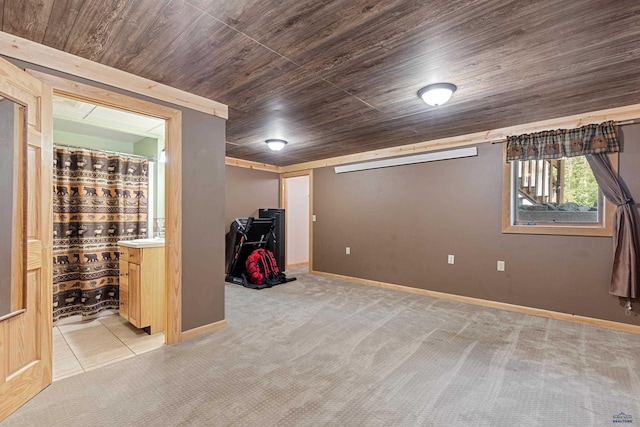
[245, 248, 283, 286]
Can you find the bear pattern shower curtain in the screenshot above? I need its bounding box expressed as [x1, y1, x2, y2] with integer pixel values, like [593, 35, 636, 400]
[52, 147, 148, 321]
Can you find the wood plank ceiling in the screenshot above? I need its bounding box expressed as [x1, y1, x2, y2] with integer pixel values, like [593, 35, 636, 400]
[2, 0, 640, 166]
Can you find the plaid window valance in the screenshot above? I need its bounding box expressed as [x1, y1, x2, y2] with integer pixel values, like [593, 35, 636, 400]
[506, 120, 619, 162]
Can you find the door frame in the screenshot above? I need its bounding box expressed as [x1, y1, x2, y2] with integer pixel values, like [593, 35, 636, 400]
[26, 70, 183, 345]
[279, 170, 313, 270]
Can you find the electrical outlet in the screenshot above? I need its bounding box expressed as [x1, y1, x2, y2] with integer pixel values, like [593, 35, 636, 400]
[497, 260, 505, 272]
[346, 247, 350, 255]
[448, 254, 455, 264]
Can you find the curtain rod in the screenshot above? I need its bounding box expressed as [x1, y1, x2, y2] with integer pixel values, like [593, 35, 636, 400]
[54, 143, 155, 161]
[491, 118, 640, 144]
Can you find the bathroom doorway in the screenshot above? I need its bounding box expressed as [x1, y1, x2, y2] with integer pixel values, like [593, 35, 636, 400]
[32, 71, 184, 348]
[51, 95, 167, 380]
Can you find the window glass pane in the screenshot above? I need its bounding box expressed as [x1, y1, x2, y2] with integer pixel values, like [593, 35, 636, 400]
[514, 156, 600, 224]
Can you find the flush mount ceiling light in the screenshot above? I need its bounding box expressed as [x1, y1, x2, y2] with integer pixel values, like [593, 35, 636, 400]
[418, 83, 457, 106]
[266, 139, 288, 151]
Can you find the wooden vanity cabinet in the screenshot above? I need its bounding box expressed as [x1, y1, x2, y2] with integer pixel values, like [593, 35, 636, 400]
[118, 245, 165, 333]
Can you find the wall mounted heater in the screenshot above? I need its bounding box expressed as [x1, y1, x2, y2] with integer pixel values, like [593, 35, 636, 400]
[334, 146, 478, 174]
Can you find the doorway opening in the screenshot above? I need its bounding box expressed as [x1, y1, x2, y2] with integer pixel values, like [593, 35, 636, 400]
[51, 95, 167, 380]
[281, 171, 312, 273]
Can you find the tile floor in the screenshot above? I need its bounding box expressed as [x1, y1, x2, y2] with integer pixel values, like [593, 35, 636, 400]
[52, 314, 164, 381]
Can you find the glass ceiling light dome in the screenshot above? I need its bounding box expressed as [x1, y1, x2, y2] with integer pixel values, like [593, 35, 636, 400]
[418, 83, 457, 106]
[266, 139, 288, 151]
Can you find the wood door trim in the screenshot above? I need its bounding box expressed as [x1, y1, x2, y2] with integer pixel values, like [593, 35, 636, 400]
[25, 71, 183, 345]
[0, 31, 228, 119]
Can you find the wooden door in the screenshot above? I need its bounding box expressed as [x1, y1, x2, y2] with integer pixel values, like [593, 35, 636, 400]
[0, 58, 53, 420]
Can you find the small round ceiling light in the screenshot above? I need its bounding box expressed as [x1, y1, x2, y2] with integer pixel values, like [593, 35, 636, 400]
[266, 139, 288, 151]
[418, 83, 457, 106]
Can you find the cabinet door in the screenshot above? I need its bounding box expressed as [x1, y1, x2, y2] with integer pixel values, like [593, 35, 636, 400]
[119, 289, 129, 320]
[128, 263, 141, 327]
[128, 248, 141, 264]
[118, 260, 129, 321]
[119, 260, 129, 291]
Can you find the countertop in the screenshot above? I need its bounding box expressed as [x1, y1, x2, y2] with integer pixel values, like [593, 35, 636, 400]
[117, 238, 165, 248]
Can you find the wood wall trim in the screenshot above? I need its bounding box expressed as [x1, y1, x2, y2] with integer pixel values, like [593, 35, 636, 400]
[0, 31, 228, 119]
[280, 104, 640, 173]
[310, 270, 640, 335]
[280, 170, 311, 178]
[180, 319, 227, 342]
[225, 156, 282, 173]
[31, 71, 184, 345]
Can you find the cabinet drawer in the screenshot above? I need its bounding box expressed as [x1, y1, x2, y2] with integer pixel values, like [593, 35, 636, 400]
[119, 246, 129, 260]
[128, 248, 141, 264]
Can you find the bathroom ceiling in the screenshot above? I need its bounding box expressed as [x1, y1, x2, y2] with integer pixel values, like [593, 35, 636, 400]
[3, 0, 640, 166]
[53, 96, 165, 144]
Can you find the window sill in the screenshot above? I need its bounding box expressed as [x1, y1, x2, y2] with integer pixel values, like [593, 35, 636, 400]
[502, 223, 613, 237]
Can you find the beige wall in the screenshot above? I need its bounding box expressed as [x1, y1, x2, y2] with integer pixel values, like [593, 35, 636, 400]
[312, 124, 640, 326]
[225, 165, 279, 230]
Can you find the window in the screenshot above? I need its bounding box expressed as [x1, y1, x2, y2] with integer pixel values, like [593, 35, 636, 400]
[502, 149, 616, 236]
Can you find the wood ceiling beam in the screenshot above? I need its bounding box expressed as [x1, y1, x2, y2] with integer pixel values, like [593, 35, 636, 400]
[280, 103, 640, 173]
[225, 156, 283, 173]
[0, 31, 228, 119]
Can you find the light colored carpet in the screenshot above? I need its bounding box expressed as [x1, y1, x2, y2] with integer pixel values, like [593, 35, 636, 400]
[4, 267, 640, 426]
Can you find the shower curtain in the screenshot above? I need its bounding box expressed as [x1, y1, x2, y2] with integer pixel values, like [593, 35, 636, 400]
[52, 147, 149, 321]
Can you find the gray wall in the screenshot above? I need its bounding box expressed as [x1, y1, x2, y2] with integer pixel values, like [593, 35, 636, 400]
[4, 56, 227, 331]
[313, 124, 640, 326]
[225, 165, 279, 230]
[181, 111, 226, 330]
